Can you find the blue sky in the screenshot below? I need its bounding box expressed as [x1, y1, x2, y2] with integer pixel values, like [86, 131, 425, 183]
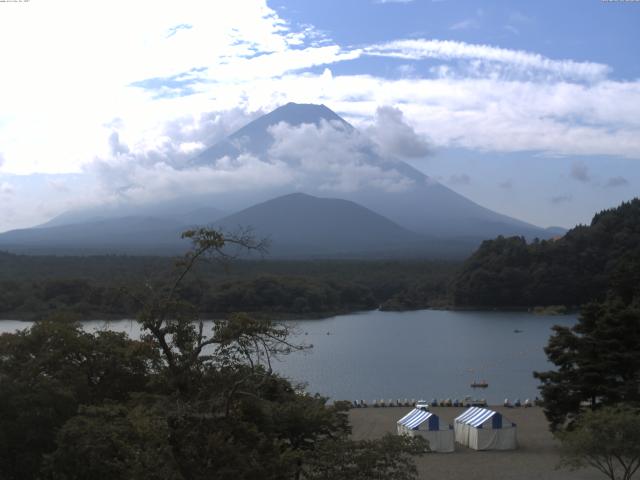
[276, 0, 640, 79]
[0, 0, 638, 231]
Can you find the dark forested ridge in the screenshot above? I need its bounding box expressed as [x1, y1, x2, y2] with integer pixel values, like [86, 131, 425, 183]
[451, 198, 640, 308]
[3, 198, 637, 318]
[0, 254, 456, 319]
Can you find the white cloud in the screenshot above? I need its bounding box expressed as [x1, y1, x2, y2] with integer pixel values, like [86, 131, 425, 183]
[366, 106, 430, 159]
[93, 155, 294, 205]
[450, 19, 480, 31]
[0, 0, 344, 175]
[0, 0, 636, 179]
[85, 108, 276, 205]
[47, 179, 70, 193]
[109, 132, 130, 156]
[178, 142, 206, 155]
[0, 181, 14, 195]
[0, 0, 638, 232]
[234, 73, 640, 159]
[396, 64, 417, 78]
[268, 120, 415, 193]
[364, 39, 610, 81]
[86, 116, 419, 207]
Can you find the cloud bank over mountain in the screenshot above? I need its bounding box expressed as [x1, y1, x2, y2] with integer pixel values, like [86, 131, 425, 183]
[1, 0, 638, 178]
[0, 0, 637, 231]
[0, 103, 562, 257]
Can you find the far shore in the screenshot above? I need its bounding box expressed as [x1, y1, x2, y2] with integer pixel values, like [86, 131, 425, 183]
[0, 305, 578, 323]
[349, 406, 600, 480]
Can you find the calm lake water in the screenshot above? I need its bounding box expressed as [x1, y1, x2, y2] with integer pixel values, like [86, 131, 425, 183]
[0, 309, 577, 404]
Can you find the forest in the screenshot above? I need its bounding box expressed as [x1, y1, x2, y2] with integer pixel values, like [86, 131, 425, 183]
[1, 201, 640, 478]
[2, 198, 639, 320]
[0, 253, 456, 320]
[0, 229, 428, 479]
[450, 199, 640, 308]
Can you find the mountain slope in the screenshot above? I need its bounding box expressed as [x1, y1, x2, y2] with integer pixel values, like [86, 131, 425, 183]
[9, 102, 557, 257]
[0, 193, 459, 258]
[194, 102, 551, 240]
[214, 192, 425, 257]
[0, 217, 190, 255]
[193, 103, 351, 165]
[38, 201, 225, 229]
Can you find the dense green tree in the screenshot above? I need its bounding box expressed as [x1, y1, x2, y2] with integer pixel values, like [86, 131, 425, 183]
[43, 402, 181, 480]
[0, 319, 158, 479]
[129, 228, 426, 479]
[303, 434, 428, 480]
[1, 228, 427, 479]
[558, 405, 640, 480]
[451, 198, 640, 308]
[0, 249, 456, 320]
[534, 297, 640, 431]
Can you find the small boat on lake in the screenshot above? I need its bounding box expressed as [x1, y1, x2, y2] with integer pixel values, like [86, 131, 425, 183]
[471, 380, 489, 388]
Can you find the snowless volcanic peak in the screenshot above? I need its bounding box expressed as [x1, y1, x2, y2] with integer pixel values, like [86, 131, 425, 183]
[8, 102, 557, 257]
[192, 102, 549, 240]
[193, 102, 353, 165]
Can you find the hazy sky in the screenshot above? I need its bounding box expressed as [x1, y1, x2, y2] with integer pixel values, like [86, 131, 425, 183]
[0, 0, 638, 231]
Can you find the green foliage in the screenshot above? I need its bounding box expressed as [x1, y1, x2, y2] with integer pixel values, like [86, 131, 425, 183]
[0, 255, 457, 319]
[43, 402, 181, 480]
[558, 405, 640, 480]
[451, 198, 640, 307]
[0, 319, 158, 479]
[303, 434, 428, 480]
[204, 275, 376, 315]
[0, 229, 427, 480]
[534, 297, 640, 431]
[380, 275, 449, 310]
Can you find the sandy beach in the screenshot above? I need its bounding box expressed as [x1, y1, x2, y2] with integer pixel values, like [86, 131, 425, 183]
[349, 406, 602, 480]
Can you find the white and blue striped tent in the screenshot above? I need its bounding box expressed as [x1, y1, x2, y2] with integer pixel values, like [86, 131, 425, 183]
[454, 407, 517, 450]
[397, 409, 454, 452]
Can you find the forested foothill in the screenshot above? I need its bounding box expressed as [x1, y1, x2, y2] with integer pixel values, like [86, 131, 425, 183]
[527, 201, 640, 479]
[451, 199, 640, 309]
[534, 253, 640, 479]
[1, 200, 639, 479]
[0, 254, 456, 320]
[535, 277, 640, 431]
[3, 199, 640, 319]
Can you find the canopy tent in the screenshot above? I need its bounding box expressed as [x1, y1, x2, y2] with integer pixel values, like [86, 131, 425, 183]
[454, 407, 517, 450]
[397, 408, 455, 453]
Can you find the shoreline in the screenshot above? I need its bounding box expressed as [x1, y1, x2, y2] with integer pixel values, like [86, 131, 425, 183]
[0, 305, 578, 323]
[349, 406, 600, 480]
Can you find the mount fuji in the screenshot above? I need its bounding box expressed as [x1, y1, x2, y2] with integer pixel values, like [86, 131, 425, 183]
[0, 103, 559, 257]
[193, 102, 552, 240]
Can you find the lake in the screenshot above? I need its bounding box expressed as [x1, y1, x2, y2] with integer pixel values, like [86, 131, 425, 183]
[0, 309, 576, 404]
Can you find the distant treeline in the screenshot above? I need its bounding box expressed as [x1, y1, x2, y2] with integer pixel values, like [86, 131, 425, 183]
[450, 198, 640, 308]
[3, 198, 638, 318]
[0, 255, 457, 319]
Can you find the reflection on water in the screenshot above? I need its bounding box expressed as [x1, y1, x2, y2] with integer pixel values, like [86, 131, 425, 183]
[0, 309, 576, 403]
